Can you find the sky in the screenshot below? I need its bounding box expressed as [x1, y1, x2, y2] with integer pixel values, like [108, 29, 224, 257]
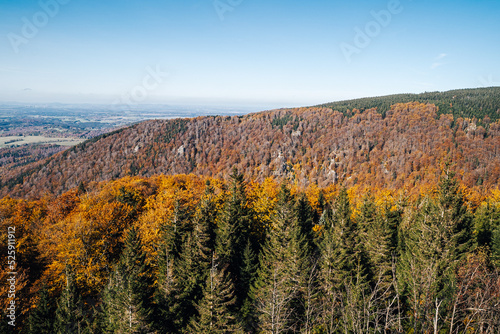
[0, 0, 499, 108]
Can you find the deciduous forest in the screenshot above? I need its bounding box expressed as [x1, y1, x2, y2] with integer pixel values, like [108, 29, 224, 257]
[1, 88, 500, 333]
[1, 88, 500, 199]
[1, 169, 500, 333]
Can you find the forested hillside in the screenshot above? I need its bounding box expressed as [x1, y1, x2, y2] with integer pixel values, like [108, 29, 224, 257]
[1, 171, 500, 333]
[318, 87, 500, 120]
[2, 98, 500, 199]
[1, 88, 500, 332]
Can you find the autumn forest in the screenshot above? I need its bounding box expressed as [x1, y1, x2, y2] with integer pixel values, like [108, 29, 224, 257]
[1, 87, 500, 333]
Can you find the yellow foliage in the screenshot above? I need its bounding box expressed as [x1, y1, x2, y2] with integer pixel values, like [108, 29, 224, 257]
[247, 177, 279, 231]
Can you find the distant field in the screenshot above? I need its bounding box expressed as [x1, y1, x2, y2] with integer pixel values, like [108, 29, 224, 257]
[0, 135, 84, 148]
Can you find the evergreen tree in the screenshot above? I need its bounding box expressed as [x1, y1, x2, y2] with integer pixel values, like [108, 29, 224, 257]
[398, 171, 472, 332]
[294, 193, 317, 256]
[0, 312, 12, 334]
[154, 215, 181, 334]
[192, 182, 217, 264]
[54, 266, 85, 334]
[252, 185, 308, 334]
[26, 285, 55, 334]
[239, 239, 259, 332]
[215, 168, 254, 305]
[170, 232, 203, 330]
[186, 254, 243, 334]
[318, 188, 370, 333]
[102, 227, 154, 334]
[492, 222, 500, 268]
[321, 188, 369, 289]
[174, 182, 219, 326]
[357, 195, 392, 282]
[474, 202, 500, 266]
[77, 181, 86, 195]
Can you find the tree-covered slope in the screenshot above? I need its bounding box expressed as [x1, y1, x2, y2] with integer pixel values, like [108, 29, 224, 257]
[318, 87, 500, 121]
[1, 88, 500, 199]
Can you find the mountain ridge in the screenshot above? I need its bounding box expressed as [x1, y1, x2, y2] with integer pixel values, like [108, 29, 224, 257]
[1, 87, 500, 198]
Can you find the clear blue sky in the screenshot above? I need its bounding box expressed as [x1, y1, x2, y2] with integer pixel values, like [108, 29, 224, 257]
[1, 0, 499, 108]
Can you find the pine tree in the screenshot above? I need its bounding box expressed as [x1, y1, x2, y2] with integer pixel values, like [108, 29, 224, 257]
[474, 202, 500, 266]
[175, 182, 219, 325]
[252, 185, 308, 334]
[102, 227, 154, 334]
[192, 182, 217, 276]
[0, 312, 12, 334]
[239, 239, 259, 332]
[357, 195, 392, 282]
[153, 198, 203, 334]
[398, 171, 472, 332]
[318, 188, 370, 333]
[294, 193, 317, 256]
[54, 265, 84, 334]
[492, 223, 500, 268]
[26, 285, 56, 334]
[153, 218, 180, 334]
[215, 168, 253, 305]
[321, 188, 369, 289]
[171, 232, 203, 330]
[187, 254, 243, 334]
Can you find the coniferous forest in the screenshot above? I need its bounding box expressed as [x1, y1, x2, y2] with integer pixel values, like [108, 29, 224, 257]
[1, 167, 500, 333]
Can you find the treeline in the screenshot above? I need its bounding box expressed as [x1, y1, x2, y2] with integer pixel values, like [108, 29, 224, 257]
[1, 170, 500, 333]
[318, 87, 500, 121]
[0, 144, 65, 172]
[3, 102, 500, 199]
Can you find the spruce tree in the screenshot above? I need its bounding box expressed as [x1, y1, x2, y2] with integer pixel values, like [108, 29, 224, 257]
[102, 227, 154, 334]
[54, 266, 84, 334]
[398, 171, 472, 332]
[192, 182, 217, 263]
[187, 254, 243, 334]
[318, 188, 370, 333]
[252, 185, 308, 334]
[215, 168, 253, 305]
[239, 239, 259, 332]
[154, 215, 181, 334]
[474, 202, 500, 266]
[321, 188, 369, 289]
[170, 232, 204, 330]
[294, 193, 317, 256]
[26, 285, 55, 334]
[357, 195, 392, 282]
[492, 223, 500, 268]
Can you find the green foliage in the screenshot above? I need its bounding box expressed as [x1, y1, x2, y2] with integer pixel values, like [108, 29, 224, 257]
[5, 170, 500, 333]
[186, 254, 243, 334]
[398, 172, 472, 332]
[215, 168, 255, 307]
[102, 227, 154, 333]
[318, 87, 500, 121]
[271, 114, 302, 130]
[54, 266, 85, 334]
[251, 185, 310, 333]
[318, 188, 374, 333]
[474, 202, 500, 267]
[26, 285, 56, 334]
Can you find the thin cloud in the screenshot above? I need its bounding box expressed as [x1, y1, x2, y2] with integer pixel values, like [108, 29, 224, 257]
[431, 53, 447, 69]
[435, 53, 447, 61]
